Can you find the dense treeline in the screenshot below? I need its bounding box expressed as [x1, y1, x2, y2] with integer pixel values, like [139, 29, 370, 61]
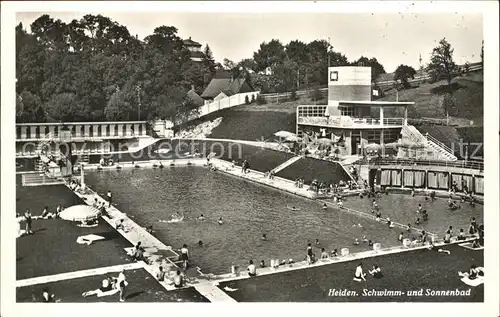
[16, 14, 387, 123]
[16, 14, 217, 123]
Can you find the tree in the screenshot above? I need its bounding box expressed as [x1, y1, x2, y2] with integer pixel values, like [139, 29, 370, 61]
[393, 64, 417, 89]
[104, 90, 133, 121]
[223, 58, 236, 70]
[426, 38, 457, 93]
[245, 95, 250, 104]
[16, 90, 46, 123]
[253, 39, 286, 72]
[352, 56, 386, 82]
[45, 92, 89, 122]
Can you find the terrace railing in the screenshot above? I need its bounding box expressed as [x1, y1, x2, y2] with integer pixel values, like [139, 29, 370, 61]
[364, 157, 484, 171]
[298, 116, 404, 128]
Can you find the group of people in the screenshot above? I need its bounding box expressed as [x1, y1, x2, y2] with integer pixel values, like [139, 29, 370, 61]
[294, 178, 305, 188]
[17, 205, 65, 236]
[353, 262, 383, 281]
[98, 157, 115, 167]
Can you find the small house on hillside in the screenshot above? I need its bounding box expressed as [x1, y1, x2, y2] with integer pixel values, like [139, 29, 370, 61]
[183, 37, 204, 62]
[201, 73, 254, 103]
[185, 85, 204, 107]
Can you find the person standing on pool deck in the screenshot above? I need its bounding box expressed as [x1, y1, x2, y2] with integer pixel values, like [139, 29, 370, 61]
[353, 263, 366, 282]
[306, 243, 313, 264]
[107, 190, 112, 207]
[116, 269, 127, 302]
[180, 244, 189, 269]
[247, 260, 257, 277]
[24, 209, 33, 235]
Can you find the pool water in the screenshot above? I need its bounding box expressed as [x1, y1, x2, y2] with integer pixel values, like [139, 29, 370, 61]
[341, 193, 483, 237]
[85, 167, 402, 274]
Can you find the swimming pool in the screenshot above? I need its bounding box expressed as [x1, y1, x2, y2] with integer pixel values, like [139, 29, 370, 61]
[85, 167, 402, 274]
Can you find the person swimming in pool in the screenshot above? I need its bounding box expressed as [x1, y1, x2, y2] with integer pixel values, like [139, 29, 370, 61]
[415, 217, 420, 225]
[375, 211, 382, 222]
[448, 199, 460, 210]
[218, 217, 224, 225]
[323, 203, 328, 210]
[197, 214, 206, 221]
[372, 199, 379, 211]
[417, 204, 423, 213]
[315, 239, 320, 245]
[353, 238, 360, 245]
[361, 236, 368, 243]
[261, 234, 267, 241]
[422, 210, 428, 221]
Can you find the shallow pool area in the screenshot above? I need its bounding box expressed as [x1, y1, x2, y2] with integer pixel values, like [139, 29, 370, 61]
[341, 192, 483, 237]
[85, 167, 405, 274]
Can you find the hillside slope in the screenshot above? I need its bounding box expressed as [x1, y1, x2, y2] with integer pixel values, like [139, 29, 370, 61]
[378, 71, 483, 123]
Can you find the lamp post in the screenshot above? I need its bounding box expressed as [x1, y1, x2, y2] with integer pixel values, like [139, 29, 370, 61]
[135, 85, 142, 121]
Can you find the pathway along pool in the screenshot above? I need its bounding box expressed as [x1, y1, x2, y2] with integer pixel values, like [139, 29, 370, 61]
[86, 168, 420, 274]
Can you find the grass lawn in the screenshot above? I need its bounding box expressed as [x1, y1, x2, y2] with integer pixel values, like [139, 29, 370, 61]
[178, 102, 297, 142]
[276, 157, 351, 185]
[379, 72, 483, 122]
[219, 244, 483, 302]
[199, 140, 295, 173]
[16, 185, 132, 279]
[17, 268, 209, 302]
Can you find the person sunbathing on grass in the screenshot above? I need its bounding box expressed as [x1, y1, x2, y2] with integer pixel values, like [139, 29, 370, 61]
[82, 277, 118, 297]
[369, 265, 383, 278]
[353, 263, 366, 282]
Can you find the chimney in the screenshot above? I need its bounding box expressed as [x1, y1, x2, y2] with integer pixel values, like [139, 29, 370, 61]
[189, 36, 191, 40]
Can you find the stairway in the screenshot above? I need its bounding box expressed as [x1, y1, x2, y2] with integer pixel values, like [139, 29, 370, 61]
[402, 125, 457, 161]
[270, 156, 302, 174]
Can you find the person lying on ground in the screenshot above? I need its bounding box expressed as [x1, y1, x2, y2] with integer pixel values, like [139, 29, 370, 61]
[82, 278, 119, 297]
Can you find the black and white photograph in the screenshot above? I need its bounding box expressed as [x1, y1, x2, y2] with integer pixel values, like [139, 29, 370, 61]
[1, 1, 499, 316]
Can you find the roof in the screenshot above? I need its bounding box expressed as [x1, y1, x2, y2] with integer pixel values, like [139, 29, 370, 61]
[183, 37, 202, 47]
[186, 89, 204, 106]
[201, 77, 248, 99]
[338, 100, 414, 107]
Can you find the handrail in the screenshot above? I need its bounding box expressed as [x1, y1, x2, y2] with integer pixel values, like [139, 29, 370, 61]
[425, 133, 454, 155]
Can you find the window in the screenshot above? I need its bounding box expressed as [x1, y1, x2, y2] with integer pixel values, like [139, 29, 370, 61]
[366, 130, 381, 143]
[330, 71, 339, 81]
[298, 105, 327, 117]
[340, 106, 355, 117]
[383, 129, 401, 143]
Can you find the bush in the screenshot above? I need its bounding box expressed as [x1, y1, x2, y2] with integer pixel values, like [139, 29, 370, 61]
[289, 90, 298, 101]
[256, 94, 267, 105]
[245, 95, 250, 104]
[251, 94, 256, 103]
[310, 87, 324, 102]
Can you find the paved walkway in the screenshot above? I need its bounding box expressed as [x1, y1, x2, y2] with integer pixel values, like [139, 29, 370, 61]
[211, 158, 319, 199]
[16, 262, 144, 288]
